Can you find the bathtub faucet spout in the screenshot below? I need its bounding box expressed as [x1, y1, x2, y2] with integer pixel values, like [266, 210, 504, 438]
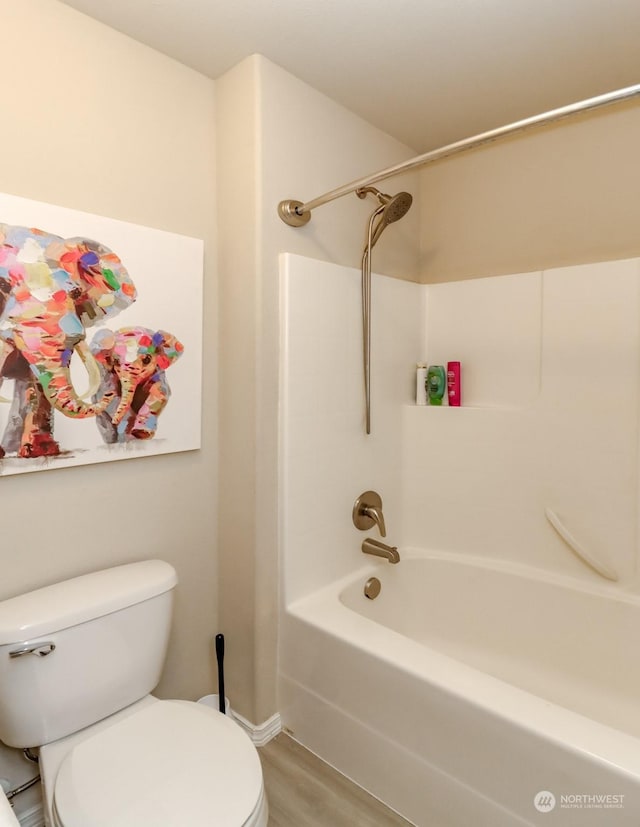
[362, 538, 400, 564]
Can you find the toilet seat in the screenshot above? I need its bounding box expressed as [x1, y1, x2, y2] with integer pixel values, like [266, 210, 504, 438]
[51, 700, 265, 827]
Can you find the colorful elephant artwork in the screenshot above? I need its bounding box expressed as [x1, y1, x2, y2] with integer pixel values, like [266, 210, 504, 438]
[90, 327, 183, 444]
[0, 223, 186, 460]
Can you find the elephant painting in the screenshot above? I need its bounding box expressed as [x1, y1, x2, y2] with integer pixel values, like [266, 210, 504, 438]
[90, 327, 184, 444]
[0, 346, 59, 458]
[0, 224, 137, 457]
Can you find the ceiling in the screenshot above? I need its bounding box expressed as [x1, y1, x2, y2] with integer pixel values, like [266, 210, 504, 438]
[60, 0, 640, 152]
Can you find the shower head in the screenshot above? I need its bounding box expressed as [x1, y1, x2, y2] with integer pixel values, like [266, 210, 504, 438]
[357, 186, 412, 248]
[358, 186, 413, 435]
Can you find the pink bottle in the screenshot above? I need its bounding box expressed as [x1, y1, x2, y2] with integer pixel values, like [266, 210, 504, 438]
[447, 361, 461, 406]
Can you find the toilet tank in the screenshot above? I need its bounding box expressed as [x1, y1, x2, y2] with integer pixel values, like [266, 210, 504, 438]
[0, 560, 177, 748]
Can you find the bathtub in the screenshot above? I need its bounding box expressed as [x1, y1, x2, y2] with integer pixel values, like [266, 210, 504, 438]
[278, 550, 640, 826]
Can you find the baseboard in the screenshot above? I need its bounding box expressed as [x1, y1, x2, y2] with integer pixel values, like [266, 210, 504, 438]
[231, 710, 282, 747]
[18, 804, 44, 827]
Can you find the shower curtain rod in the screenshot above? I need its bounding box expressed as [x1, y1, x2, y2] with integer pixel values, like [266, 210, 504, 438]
[278, 83, 640, 227]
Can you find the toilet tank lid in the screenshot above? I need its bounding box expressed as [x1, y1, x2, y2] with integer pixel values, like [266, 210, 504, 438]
[0, 561, 177, 645]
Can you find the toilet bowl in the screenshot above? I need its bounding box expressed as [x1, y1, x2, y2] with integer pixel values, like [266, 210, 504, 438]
[41, 697, 268, 827]
[0, 561, 268, 827]
[0, 791, 19, 827]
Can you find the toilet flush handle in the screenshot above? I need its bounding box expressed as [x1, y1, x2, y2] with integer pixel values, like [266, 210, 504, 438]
[9, 642, 56, 659]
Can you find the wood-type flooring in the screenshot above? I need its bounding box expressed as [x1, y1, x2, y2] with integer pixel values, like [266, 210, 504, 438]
[259, 733, 414, 827]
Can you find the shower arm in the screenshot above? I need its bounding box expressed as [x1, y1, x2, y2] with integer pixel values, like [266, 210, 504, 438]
[277, 83, 640, 226]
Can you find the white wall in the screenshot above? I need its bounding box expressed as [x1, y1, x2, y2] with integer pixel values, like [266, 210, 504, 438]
[419, 100, 640, 282]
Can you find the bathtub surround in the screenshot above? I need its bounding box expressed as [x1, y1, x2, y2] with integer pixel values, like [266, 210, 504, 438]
[281, 254, 640, 603]
[544, 507, 619, 582]
[280, 254, 423, 603]
[279, 253, 640, 823]
[410, 258, 640, 585]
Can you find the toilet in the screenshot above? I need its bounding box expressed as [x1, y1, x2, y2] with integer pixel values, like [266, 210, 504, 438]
[0, 790, 18, 827]
[0, 560, 268, 827]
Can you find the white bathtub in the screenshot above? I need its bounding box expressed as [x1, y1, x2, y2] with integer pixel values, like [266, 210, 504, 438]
[278, 550, 640, 826]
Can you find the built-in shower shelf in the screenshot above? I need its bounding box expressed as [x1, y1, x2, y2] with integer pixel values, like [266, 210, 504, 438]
[406, 404, 530, 412]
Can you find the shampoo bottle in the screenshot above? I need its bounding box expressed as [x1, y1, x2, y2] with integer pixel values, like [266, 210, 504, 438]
[427, 365, 446, 405]
[416, 363, 428, 405]
[447, 361, 461, 406]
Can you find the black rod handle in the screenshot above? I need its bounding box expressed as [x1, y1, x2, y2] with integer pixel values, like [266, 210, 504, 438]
[215, 633, 226, 714]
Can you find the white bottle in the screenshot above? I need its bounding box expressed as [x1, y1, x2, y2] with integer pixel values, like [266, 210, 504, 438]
[416, 363, 428, 405]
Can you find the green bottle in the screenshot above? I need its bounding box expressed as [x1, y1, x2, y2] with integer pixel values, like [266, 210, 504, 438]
[427, 365, 446, 405]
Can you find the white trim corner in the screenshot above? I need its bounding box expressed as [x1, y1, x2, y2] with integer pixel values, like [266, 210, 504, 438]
[231, 710, 282, 747]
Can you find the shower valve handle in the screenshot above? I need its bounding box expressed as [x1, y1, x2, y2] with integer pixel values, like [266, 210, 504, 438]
[352, 491, 386, 537]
